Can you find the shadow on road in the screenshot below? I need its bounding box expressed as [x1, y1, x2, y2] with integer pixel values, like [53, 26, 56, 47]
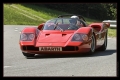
[26, 49, 116, 59]
[90, 49, 116, 57]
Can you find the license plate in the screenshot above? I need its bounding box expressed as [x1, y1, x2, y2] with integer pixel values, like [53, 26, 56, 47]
[39, 47, 62, 51]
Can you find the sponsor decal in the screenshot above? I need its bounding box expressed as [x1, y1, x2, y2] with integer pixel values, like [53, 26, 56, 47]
[39, 47, 62, 51]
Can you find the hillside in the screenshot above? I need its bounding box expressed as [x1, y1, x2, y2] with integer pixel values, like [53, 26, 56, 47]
[4, 3, 100, 25]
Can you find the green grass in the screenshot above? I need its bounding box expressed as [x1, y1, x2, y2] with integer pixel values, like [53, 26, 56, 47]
[108, 28, 117, 37]
[4, 4, 41, 25]
[3, 3, 116, 37]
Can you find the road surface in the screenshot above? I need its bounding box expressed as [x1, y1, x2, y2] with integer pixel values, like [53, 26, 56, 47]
[3, 25, 117, 77]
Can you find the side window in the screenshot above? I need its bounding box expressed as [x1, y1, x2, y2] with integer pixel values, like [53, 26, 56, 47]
[56, 19, 62, 24]
[63, 19, 70, 24]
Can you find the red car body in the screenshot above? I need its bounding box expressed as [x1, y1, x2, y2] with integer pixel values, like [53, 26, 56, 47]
[19, 14, 110, 58]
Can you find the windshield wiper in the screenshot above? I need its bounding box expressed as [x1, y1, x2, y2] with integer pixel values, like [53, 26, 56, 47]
[57, 26, 64, 32]
[54, 23, 63, 32]
[53, 23, 58, 30]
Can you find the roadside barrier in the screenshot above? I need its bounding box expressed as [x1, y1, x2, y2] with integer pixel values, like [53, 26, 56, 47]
[103, 20, 116, 28]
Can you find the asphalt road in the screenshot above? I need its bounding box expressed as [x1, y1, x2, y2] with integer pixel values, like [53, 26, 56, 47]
[3, 25, 117, 77]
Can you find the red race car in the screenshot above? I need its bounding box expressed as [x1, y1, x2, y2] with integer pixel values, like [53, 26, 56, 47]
[19, 14, 110, 58]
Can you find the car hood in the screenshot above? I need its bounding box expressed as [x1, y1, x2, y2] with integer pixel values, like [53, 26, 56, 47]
[37, 30, 74, 43]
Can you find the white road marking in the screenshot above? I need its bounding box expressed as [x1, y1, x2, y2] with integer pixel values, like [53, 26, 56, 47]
[14, 30, 18, 31]
[14, 28, 18, 31]
[4, 66, 11, 68]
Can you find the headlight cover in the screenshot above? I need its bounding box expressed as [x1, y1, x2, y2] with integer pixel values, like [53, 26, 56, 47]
[20, 33, 35, 41]
[36, 28, 40, 36]
[71, 33, 88, 42]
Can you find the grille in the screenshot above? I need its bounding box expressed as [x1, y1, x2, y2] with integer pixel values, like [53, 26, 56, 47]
[22, 46, 39, 51]
[62, 46, 78, 51]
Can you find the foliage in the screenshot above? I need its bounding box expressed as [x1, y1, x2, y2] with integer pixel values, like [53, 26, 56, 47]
[34, 3, 117, 20]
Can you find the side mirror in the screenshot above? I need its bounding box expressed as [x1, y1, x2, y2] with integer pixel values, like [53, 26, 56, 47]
[38, 23, 45, 30]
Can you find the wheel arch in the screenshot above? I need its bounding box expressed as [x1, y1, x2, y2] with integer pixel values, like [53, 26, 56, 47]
[92, 32, 97, 48]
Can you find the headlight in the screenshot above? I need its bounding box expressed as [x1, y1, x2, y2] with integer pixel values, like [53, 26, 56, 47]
[73, 33, 81, 41]
[82, 34, 88, 41]
[36, 29, 40, 36]
[28, 34, 34, 41]
[20, 33, 27, 41]
[72, 33, 82, 41]
[71, 33, 88, 42]
[20, 33, 35, 41]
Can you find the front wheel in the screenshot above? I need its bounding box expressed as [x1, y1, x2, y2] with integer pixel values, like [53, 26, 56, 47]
[22, 52, 35, 58]
[97, 31, 107, 51]
[89, 34, 96, 54]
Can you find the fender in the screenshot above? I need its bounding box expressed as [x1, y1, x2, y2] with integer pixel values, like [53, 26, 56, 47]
[88, 23, 103, 32]
[103, 22, 110, 30]
[76, 27, 93, 37]
[21, 27, 37, 33]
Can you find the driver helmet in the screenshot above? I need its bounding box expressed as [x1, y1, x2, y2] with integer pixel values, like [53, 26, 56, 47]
[70, 15, 82, 27]
[70, 15, 79, 24]
[70, 15, 79, 19]
[69, 15, 79, 24]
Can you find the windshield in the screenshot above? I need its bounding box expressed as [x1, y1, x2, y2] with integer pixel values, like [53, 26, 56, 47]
[42, 18, 83, 30]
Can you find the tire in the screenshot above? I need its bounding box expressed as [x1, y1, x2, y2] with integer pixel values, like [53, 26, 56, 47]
[22, 52, 35, 58]
[98, 31, 107, 51]
[89, 34, 96, 54]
